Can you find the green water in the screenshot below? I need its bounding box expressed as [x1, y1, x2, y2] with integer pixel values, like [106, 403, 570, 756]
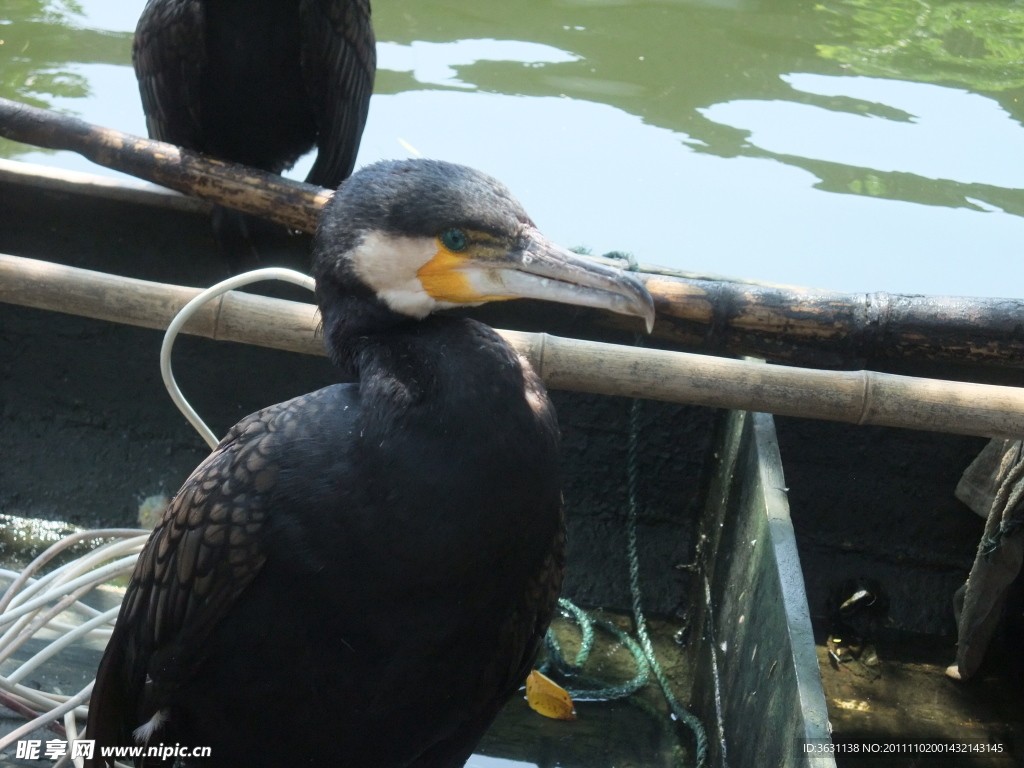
[1, 0, 1022, 294]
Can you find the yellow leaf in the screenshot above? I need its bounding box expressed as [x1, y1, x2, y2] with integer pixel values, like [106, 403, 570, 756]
[525, 670, 576, 721]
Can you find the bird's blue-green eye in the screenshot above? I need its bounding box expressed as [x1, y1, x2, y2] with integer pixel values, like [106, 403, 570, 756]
[440, 228, 468, 252]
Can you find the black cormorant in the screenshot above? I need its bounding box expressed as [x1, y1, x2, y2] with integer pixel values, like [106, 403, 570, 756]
[132, 0, 375, 265]
[85, 159, 655, 768]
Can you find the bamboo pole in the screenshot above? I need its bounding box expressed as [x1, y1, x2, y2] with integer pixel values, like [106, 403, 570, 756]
[2, 97, 1023, 368]
[2, 252, 1022, 440]
[0, 253, 319, 354]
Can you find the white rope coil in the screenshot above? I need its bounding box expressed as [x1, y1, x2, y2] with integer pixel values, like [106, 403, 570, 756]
[0, 269, 316, 756]
[0, 532, 146, 754]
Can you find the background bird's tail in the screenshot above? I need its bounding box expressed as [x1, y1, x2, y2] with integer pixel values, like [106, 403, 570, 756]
[211, 206, 301, 275]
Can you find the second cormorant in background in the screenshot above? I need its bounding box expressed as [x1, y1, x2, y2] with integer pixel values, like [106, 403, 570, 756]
[85, 159, 655, 767]
[133, 0, 375, 266]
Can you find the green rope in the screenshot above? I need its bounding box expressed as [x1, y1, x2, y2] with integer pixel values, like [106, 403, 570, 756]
[630, 694, 691, 768]
[628, 380, 708, 767]
[617, 248, 707, 767]
[539, 251, 707, 766]
[549, 599, 595, 667]
[542, 598, 651, 699]
[981, 518, 1024, 557]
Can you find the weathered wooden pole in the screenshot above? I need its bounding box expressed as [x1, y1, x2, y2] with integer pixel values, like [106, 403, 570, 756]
[0, 97, 327, 233]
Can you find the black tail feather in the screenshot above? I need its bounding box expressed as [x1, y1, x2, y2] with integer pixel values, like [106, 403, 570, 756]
[210, 206, 298, 275]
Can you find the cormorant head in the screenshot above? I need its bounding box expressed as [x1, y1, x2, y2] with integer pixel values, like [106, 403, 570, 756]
[312, 159, 655, 331]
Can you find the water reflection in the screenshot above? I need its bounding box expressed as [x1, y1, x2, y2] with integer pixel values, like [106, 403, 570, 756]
[1, 0, 1022, 296]
[703, 74, 1024, 189]
[70, 0, 147, 33]
[0, 0, 132, 163]
[816, 0, 1024, 92]
[346, 89, 1024, 296]
[377, 39, 579, 89]
[0, 1, 131, 109]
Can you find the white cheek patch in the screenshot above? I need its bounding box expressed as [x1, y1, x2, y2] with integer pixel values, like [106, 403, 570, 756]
[348, 231, 440, 318]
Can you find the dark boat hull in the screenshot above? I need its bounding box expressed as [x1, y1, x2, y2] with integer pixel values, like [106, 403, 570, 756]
[2, 159, 1020, 766]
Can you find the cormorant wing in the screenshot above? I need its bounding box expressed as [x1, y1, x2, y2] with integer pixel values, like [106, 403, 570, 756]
[86, 391, 340, 763]
[132, 0, 207, 148]
[299, 0, 376, 188]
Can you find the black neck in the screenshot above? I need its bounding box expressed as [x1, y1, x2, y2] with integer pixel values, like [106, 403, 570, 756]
[316, 279, 415, 379]
[312, 282, 561, 582]
[316, 282, 528, 414]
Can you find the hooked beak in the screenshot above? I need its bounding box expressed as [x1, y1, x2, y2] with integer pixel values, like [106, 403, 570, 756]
[419, 227, 655, 332]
